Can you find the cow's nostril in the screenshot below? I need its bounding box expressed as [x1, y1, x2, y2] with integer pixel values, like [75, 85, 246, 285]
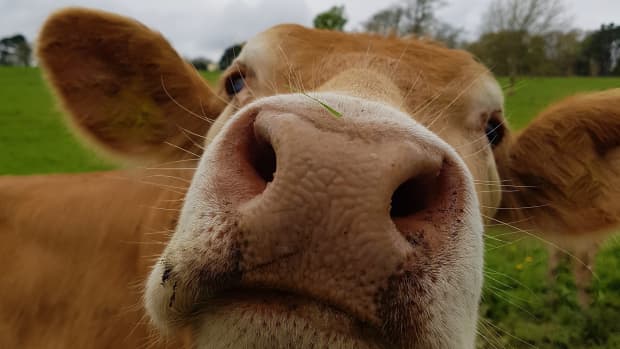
[249, 129, 276, 183]
[390, 167, 442, 218]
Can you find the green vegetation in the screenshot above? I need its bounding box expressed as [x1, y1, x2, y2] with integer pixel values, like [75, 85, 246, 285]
[313, 5, 347, 31]
[0, 66, 112, 174]
[479, 236, 620, 348]
[499, 76, 620, 129]
[218, 44, 244, 71]
[200, 70, 220, 85]
[0, 68, 220, 174]
[0, 67, 619, 347]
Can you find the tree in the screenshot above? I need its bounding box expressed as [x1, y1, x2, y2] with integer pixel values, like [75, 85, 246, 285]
[432, 22, 462, 48]
[480, 0, 570, 35]
[362, 6, 405, 36]
[467, 29, 582, 81]
[313, 5, 347, 31]
[362, 0, 462, 47]
[474, 0, 571, 91]
[542, 30, 582, 75]
[218, 43, 244, 71]
[363, 0, 444, 36]
[189, 57, 213, 71]
[576, 23, 620, 76]
[401, 0, 444, 35]
[467, 30, 530, 77]
[0, 34, 31, 66]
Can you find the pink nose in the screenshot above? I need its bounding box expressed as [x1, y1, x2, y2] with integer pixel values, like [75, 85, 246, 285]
[200, 94, 474, 326]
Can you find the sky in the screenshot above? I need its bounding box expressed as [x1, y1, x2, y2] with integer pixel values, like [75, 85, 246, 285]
[0, 0, 618, 61]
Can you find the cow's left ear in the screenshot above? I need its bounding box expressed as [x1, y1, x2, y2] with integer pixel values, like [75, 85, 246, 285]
[494, 89, 620, 235]
[38, 8, 226, 164]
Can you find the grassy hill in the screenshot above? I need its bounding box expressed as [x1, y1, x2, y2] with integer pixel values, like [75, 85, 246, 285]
[1, 66, 619, 348]
[0, 67, 220, 174]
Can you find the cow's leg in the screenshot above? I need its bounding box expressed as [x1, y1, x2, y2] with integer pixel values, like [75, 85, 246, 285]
[572, 241, 600, 308]
[547, 245, 569, 306]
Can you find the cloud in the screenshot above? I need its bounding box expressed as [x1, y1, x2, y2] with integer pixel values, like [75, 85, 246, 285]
[195, 0, 312, 59]
[0, 0, 312, 60]
[0, 0, 619, 61]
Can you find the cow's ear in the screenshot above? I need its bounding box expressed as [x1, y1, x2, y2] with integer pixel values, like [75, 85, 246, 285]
[38, 8, 225, 164]
[494, 89, 620, 235]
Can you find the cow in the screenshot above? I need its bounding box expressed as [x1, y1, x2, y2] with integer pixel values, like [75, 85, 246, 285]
[1, 7, 619, 349]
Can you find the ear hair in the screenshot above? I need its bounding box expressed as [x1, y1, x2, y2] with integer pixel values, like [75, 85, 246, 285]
[38, 7, 226, 165]
[495, 89, 620, 236]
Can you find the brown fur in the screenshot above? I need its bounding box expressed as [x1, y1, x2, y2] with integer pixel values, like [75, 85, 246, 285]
[3, 8, 213, 348]
[2, 7, 619, 348]
[38, 8, 225, 164]
[0, 170, 189, 347]
[219, 23, 489, 126]
[496, 89, 620, 235]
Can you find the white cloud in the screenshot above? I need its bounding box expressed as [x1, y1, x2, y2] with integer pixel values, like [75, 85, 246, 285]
[194, 0, 311, 59]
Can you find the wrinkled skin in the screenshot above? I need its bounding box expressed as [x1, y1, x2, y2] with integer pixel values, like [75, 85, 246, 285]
[144, 25, 500, 349]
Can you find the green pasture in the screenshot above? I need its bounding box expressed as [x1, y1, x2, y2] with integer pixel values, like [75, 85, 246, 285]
[1, 66, 619, 348]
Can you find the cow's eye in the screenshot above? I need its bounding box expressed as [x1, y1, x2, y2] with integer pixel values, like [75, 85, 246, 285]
[225, 73, 245, 96]
[485, 117, 505, 147]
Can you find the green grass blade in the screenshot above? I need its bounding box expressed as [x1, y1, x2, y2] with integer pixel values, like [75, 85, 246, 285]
[300, 92, 342, 118]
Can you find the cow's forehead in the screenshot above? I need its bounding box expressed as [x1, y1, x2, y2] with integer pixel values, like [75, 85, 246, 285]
[237, 24, 503, 116]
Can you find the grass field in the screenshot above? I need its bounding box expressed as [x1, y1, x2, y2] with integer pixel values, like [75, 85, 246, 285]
[1, 66, 619, 348]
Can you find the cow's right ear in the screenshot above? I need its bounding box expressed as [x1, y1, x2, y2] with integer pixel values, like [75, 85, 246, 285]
[38, 8, 225, 164]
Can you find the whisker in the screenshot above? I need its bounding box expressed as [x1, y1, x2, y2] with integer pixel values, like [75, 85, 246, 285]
[138, 181, 188, 192]
[161, 74, 215, 124]
[479, 189, 521, 193]
[145, 206, 182, 212]
[388, 39, 413, 82]
[179, 125, 208, 140]
[141, 158, 200, 170]
[177, 126, 205, 151]
[483, 204, 549, 210]
[453, 116, 510, 156]
[479, 318, 538, 348]
[462, 141, 491, 159]
[140, 174, 192, 184]
[486, 236, 528, 251]
[476, 322, 505, 349]
[475, 179, 517, 183]
[410, 84, 450, 117]
[397, 72, 423, 111]
[484, 267, 539, 296]
[278, 44, 303, 95]
[474, 182, 536, 189]
[484, 234, 510, 243]
[128, 312, 149, 337]
[144, 229, 175, 236]
[427, 73, 487, 130]
[486, 283, 537, 307]
[143, 167, 198, 171]
[485, 285, 539, 320]
[483, 214, 597, 279]
[164, 141, 201, 159]
[158, 198, 187, 203]
[234, 63, 257, 99]
[119, 239, 169, 246]
[134, 181, 186, 195]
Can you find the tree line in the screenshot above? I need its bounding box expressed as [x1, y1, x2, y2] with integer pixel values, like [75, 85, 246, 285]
[2, 0, 618, 79]
[313, 0, 620, 79]
[0, 34, 31, 66]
